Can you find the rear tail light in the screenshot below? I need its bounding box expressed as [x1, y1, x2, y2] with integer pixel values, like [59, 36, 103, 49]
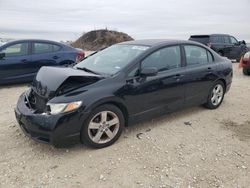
[243, 52, 250, 66]
[243, 52, 250, 61]
[76, 51, 85, 63]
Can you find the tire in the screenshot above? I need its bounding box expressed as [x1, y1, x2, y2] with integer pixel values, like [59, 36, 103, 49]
[204, 81, 225, 109]
[243, 67, 250, 75]
[81, 104, 125, 148]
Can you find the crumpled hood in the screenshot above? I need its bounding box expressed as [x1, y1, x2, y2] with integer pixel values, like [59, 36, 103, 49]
[32, 66, 102, 98]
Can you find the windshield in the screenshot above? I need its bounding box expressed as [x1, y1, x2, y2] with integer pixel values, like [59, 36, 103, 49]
[75, 44, 149, 75]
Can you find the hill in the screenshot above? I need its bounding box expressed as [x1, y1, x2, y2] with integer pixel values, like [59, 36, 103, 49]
[71, 29, 134, 51]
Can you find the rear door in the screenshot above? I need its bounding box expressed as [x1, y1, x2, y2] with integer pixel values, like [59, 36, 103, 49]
[222, 36, 232, 58]
[210, 35, 225, 54]
[31, 42, 62, 72]
[183, 45, 218, 106]
[0, 42, 32, 84]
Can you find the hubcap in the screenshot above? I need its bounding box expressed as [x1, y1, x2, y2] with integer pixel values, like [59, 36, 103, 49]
[88, 111, 120, 144]
[211, 84, 224, 106]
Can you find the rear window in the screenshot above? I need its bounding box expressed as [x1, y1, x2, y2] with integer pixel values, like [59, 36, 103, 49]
[189, 36, 209, 45]
[184, 45, 214, 66]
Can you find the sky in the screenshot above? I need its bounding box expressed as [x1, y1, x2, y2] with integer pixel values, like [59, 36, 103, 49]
[0, 0, 249, 42]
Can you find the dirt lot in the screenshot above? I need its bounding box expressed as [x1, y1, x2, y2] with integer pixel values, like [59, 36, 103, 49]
[0, 64, 249, 188]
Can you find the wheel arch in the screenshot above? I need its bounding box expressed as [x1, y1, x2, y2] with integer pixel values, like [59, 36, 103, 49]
[85, 98, 129, 127]
[217, 78, 226, 90]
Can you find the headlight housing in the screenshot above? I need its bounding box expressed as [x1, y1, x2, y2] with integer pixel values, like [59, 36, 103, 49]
[47, 101, 82, 115]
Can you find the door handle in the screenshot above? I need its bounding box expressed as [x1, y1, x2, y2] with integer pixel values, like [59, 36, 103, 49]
[207, 67, 213, 73]
[173, 74, 184, 79]
[21, 59, 28, 63]
[53, 56, 59, 59]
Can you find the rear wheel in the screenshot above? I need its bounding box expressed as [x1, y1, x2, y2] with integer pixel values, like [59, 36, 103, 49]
[81, 104, 124, 148]
[204, 81, 225, 109]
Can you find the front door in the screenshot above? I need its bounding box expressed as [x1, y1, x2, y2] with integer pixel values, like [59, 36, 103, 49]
[123, 45, 186, 118]
[0, 42, 32, 84]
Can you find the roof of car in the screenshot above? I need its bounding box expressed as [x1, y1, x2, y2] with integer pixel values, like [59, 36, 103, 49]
[120, 39, 197, 47]
[190, 34, 231, 37]
[3, 39, 64, 46]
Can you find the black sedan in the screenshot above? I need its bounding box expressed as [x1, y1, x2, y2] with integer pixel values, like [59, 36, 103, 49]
[15, 39, 233, 148]
[0, 39, 85, 84]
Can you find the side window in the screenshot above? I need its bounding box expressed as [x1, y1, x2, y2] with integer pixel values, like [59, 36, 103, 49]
[207, 51, 214, 62]
[52, 44, 61, 52]
[219, 36, 225, 43]
[33, 43, 54, 54]
[184, 45, 212, 65]
[141, 46, 181, 72]
[128, 66, 139, 77]
[230, 37, 238, 44]
[224, 36, 230, 44]
[210, 36, 218, 43]
[210, 36, 224, 43]
[1, 43, 29, 57]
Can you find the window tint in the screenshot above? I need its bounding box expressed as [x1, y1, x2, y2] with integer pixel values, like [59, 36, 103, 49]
[128, 66, 139, 77]
[184, 45, 212, 65]
[207, 51, 213, 62]
[141, 46, 181, 72]
[224, 36, 230, 44]
[53, 44, 61, 51]
[1, 43, 29, 57]
[230, 37, 238, 44]
[210, 36, 224, 43]
[33, 43, 60, 54]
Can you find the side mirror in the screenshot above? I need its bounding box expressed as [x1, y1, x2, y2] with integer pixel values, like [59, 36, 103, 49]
[240, 40, 246, 45]
[140, 67, 158, 77]
[0, 52, 5, 59]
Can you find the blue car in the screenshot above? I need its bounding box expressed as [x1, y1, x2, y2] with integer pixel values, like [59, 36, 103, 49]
[0, 39, 85, 84]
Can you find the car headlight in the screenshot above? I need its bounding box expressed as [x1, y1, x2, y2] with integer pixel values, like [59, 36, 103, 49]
[47, 101, 82, 115]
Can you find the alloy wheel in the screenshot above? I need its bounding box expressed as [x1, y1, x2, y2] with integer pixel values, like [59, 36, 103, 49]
[87, 111, 120, 144]
[211, 84, 224, 106]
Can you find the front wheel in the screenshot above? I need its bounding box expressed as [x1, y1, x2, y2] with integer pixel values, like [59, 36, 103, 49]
[204, 81, 225, 109]
[81, 104, 124, 148]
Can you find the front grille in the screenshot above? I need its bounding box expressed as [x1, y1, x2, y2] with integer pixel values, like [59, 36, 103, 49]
[29, 90, 48, 113]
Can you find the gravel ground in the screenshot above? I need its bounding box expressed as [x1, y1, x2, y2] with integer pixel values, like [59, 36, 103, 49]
[0, 63, 249, 188]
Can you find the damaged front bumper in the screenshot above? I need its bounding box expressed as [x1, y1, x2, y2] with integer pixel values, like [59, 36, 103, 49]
[15, 92, 87, 147]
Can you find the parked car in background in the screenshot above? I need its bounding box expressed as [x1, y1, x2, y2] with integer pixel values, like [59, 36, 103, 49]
[15, 39, 233, 148]
[247, 43, 250, 51]
[242, 51, 250, 75]
[0, 39, 85, 84]
[189, 34, 247, 62]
